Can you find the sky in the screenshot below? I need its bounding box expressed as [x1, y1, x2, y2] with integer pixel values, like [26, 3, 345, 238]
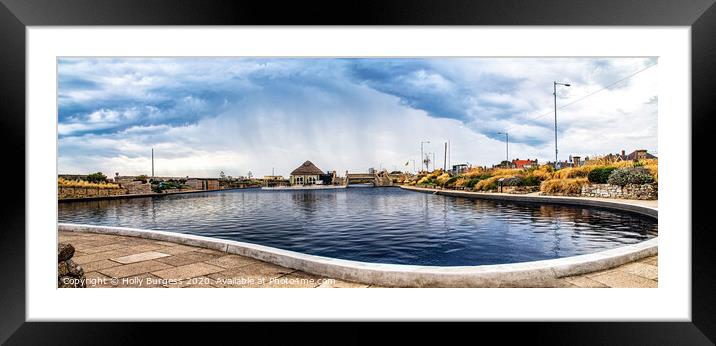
[58, 57, 658, 178]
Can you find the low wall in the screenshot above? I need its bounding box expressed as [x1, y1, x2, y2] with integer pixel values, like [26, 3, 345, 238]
[580, 183, 657, 200]
[502, 186, 540, 194]
[58, 187, 128, 199]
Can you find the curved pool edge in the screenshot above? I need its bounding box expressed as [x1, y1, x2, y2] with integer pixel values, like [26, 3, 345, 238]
[58, 223, 658, 288]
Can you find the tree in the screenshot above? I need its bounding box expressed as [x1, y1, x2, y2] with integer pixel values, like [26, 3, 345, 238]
[219, 171, 226, 180]
[85, 172, 107, 183]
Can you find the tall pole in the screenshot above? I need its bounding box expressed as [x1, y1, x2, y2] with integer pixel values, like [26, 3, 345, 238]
[554, 82, 558, 166]
[553, 81, 570, 167]
[443, 142, 447, 171]
[506, 133, 509, 165]
[497, 132, 509, 167]
[151, 148, 154, 178]
[432, 153, 436, 171]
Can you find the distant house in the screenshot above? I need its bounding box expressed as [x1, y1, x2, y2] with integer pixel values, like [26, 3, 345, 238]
[511, 158, 538, 169]
[290, 161, 324, 185]
[624, 149, 657, 161]
[601, 149, 657, 163]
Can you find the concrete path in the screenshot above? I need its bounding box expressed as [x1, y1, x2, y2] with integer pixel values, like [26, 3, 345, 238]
[60, 231, 657, 288]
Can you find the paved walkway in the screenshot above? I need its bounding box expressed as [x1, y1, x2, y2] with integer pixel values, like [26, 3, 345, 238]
[60, 231, 657, 288]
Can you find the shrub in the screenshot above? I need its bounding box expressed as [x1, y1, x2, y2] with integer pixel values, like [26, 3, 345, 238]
[435, 173, 452, 186]
[521, 175, 542, 186]
[540, 178, 589, 194]
[552, 166, 594, 179]
[444, 176, 459, 188]
[135, 175, 149, 183]
[466, 176, 482, 188]
[85, 172, 108, 183]
[462, 167, 485, 178]
[475, 176, 500, 191]
[607, 167, 654, 186]
[587, 167, 617, 184]
[492, 168, 522, 177]
[501, 176, 523, 186]
[526, 165, 553, 180]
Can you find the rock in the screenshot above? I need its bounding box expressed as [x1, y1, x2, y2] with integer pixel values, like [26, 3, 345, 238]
[58, 243, 75, 261]
[57, 242, 85, 288]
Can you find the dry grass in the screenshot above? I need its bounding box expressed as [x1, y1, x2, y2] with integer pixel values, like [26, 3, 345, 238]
[640, 159, 658, 182]
[454, 177, 470, 187]
[474, 176, 500, 191]
[491, 168, 523, 177]
[528, 166, 554, 180]
[435, 173, 452, 186]
[540, 178, 589, 194]
[552, 166, 595, 179]
[58, 178, 121, 189]
[462, 167, 485, 178]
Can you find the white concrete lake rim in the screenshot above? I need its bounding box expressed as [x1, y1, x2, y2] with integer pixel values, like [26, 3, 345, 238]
[58, 186, 658, 287]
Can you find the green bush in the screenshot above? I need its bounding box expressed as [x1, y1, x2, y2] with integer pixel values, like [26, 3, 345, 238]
[607, 167, 654, 186]
[466, 176, 483, 188]
[521, 175, 542, 186]
[85, 172, 107, 183]
[444, 176, 459, 187]
[501, 177, 523, 186]
[587, 167, 617, 184]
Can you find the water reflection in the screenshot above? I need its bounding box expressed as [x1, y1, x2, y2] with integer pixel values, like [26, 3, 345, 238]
[58, 188, 657, 266]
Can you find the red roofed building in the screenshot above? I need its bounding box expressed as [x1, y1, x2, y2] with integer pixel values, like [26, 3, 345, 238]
[511, 158, 538, 169]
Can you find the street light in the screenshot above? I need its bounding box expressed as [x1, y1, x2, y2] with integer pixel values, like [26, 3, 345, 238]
[420, 141, 430, 172]
[497, 132, 509, 167]
[554, 81, 571, 167]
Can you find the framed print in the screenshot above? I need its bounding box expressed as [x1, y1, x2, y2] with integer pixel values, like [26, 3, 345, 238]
[1, 0, 715, 344]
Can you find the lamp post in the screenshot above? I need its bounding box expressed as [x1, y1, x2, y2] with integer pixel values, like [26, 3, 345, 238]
[420, 141, 430, 172]
[497, 132, 509, 167]
[554, 81, 571, 167]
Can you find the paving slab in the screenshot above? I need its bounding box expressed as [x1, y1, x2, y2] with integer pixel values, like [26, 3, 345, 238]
[99, 260, 173, 279]
[562, 276, 609, 288]
[204, 254, 263, 269]
[112, 251, 171, 264]
[152, 262, 225, 280]
[73, 248, 142, 264]
[618, 262, 658, 280]
[81, 259, 122, 272]
[588, 270, 658, 288]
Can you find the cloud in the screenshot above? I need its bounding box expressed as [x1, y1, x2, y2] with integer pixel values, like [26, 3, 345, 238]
[57, 57, 658, 177]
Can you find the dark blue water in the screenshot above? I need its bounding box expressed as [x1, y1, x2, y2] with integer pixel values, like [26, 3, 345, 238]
[58, 187, 657, 266]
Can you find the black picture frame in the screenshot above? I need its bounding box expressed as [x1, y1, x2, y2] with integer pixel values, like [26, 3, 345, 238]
[1, 0, 714, 344]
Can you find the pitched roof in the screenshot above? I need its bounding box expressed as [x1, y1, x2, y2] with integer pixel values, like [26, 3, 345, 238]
[625, 150, 657, 160]
[291, 161, 324, 175]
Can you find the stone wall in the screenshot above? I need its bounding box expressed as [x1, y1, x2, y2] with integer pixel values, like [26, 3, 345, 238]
[58, 187, 128, 199]
[542, 183, 658, 200]
[580, 183, 657, 200]
[120, 181, 152, 194]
